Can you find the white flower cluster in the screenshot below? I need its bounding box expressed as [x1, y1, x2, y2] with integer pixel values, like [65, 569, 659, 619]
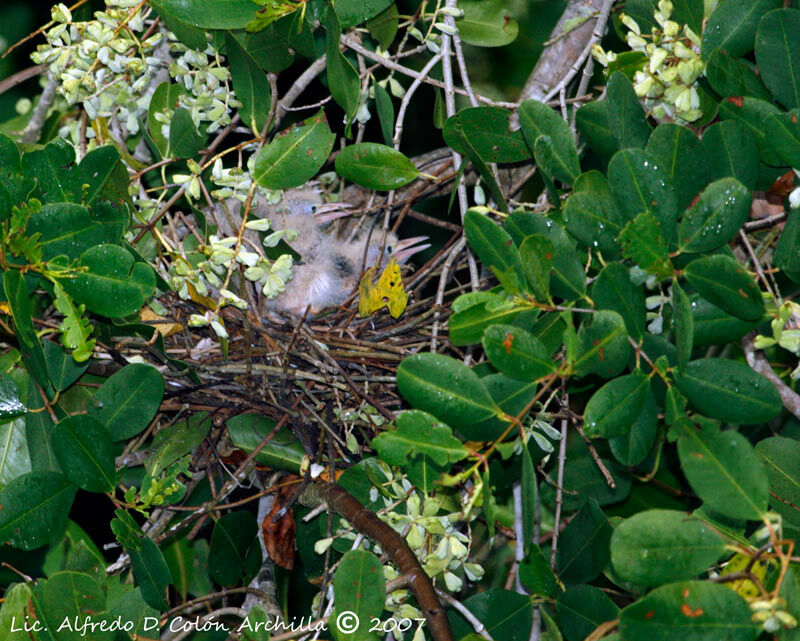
[32, 2, 164, 137]
[593, 1, 706, 123]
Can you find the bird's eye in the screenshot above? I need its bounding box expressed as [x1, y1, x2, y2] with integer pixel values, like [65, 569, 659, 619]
[310, 204, 317, 214]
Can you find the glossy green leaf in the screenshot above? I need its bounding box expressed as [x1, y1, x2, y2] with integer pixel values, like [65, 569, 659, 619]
[606, 71, 652, 150]
[608, 148, 678, 240]
[574, 311, 630, 378]
[397, 354, 497, 433]
[618, 213, 674, 279]
[611, 510, 725, 586]
[0, 373, 26, 422]
[444, 107, 530, 163]
[225, 31, 271, 133]
[147, 82, 186, 158]
[519, 543, 557, 597]
[226, 413, 306, 473]
[575, 99, 619, 158]
[519, 234, 554, 302]
[0, 583, 32, 641]
[88, 363, 164, 441]
[0, 134, 34, 217]
[325, 10, 360, 123]
[449, 589, 532, 641]
[673, 281, 694, 369]
[150, 0, 257, 28]
[556, 585, 619, 641]
[374, 81, 394, 145]
[483, 324, 556, 382]
[449, 299, 531, 346]
[683, 255, 764, 321]
[28, 202, 126, 261]
[62, 244, 156, 319]
[52, 415, 115, 493]
[646, 123, 709, 212]
[702, 0, 781, 59]
[447, 124, 508, 212]
[330, 549, 385, 641]
[0, 418, 29, 492]
[774, 209, 800, 276]
[675, 357, 781, 424]
[334, 0, 392, 28]
[690, 295, 760, 346]
[146, 413, 212, 477]
[36, 571, 110, 641]
[468, 375, 538, 442]
[335, 142, 419, 190]
[557, 499, 612, 584]
[226, 25, 295, 72]
[519, 100, 580, 185]
[620, 581, 758, 641]
[169, 107, 205, 158]
[718, 96, 784, 166]
[700, 122, 759, 189]
[705, 50, 771, 101]
[592, 262, 647, 340]
[676, 421, 769, 520]
[555, 455, 633, 511]
[755, 8, 800, 109]
[129, 536, 172, 611]
[21, 138, 77, 203]
[458, 0, 519, 47]
[253, 111, 336, 189]
[678, 178, 751, 253]
[764, 109, 800, 169]
[25, 385, 59, 473]
[464, 209, 526, 293]
[609, 390, 658, 466]
[209, 511, 261, 585]
[755, 436, 800, 527]
[563, 190, 625, 255]
[584, 373, 650, 439]
[672, 0, 704, 34]
[366, 3, 398, 49]
[0, 471, 76, 550]
[372, 410, 467, 467]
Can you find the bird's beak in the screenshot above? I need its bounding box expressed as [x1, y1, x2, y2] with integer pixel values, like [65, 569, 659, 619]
[313, 202, 353, 223]
[392, 236, 430, 263]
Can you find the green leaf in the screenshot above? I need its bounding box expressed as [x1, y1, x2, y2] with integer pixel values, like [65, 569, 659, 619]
[482, 324, 557, 382]
[0, 373, 26, 422]
[619, 581, 759, 641]
[521, 441, 537, 554]
[36, 571, 110, 641]
[702, 0, 781, 59]
[239, 605, 272, 641]
[396, 353, 497, 433]
[366, 3, 398, 48]
[468, 374, 538, 442]
[519, 544, 557, 597]
[705, 50, 772, 101]
[700, 121, 759, 188]
[25, 385, 59, 472]
[457, 0, 519, 47]
[646, 123, 709, 212]
[683, 255, 764, 321]
[606, 71, 652, 150]
[331, 550, 386, 641]
[618, 213, 674, 280]
[0, 471, 76, 550]
[676, 421, 769, 520]
[372, 410, 467, 467]
[226, 413, 305, 472]
[592, 262, 647, 340]
[150, 0, 258, 28]
[52, 282, 94, 362]
[691, 295, 760, 346]
[556, 499, 613, 584]
[52, 415, 115, 493]
[611, 510, 726, 586]
[0, 583, 33, 641]
[334, 0, 392, 28]
[464, 209, 526, 293]
[0, 134, 35, 217]
[763, 109, 800, 169]
[209, 511, 260, 585]
[449, 589, 532, 641]
[574, 310, 630, 379]
[373, 81, 394, 146]
[674, 357, 781, 424]
[556, 585, 619, 641]
[755, 436, 800, 527]
[519, 234, 554, 302]
[718, 96, 784, 166]
[673, 281, 694, 370]
[253, 111, 336, 189]
[775, 210, 800, 276]
[449, 299, 530, 346]
[88, 363, 164, 441]
[446, 124, 508, 212]
[62, 244, 156, 319]
[563, 190, 626, 255]
[609, 390, 658, 466]
[28, 202, 126, 261]
[575, 99, 619, 158]
[584, 373, 650, 439]
[42, 340, 86, 392]
[518, 100, 580, 185]
[21, 138, 77, 203]
[607, 148, 678, 241]
[325, 9, 360, 124]
[444, 107, 529, 163]
[0, 418, 29, 491]
[146, 413, 212, 476]
[147, 82, 186, 157]
[129, 537, 172, 611]
[4, 271, 52, 397]
[754, 8, 800, 109]
[678, 178, 751, 253]
[672, 0, 704, 34]
[552, 455, 633, 511]
[226, 25, 295, 72]
[335, 143, 419, 190]
[169, 107, 206, 158]
[225, 31, 271, 134]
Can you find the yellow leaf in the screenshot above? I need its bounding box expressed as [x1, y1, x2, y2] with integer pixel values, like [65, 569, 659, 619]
[720, 553, 776, 599]
[139, 307, 183, 337]
[358, 258, 408, 319]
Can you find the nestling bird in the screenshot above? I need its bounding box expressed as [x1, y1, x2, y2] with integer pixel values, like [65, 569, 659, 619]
[259, 189, 429, 318]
